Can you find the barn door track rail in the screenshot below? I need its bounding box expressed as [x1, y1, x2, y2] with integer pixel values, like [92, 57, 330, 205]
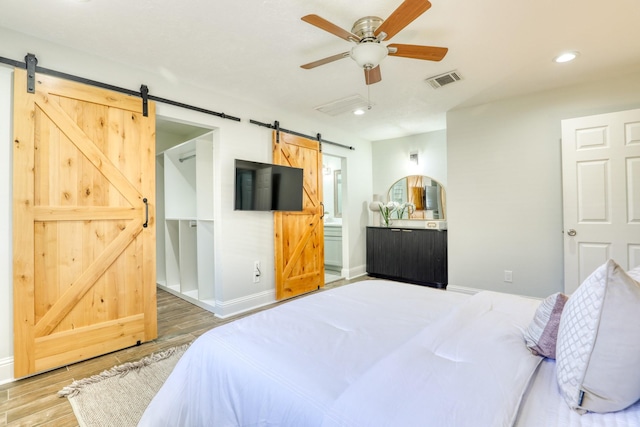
[249, 119, 355, 151]
[1, 53, 241, 122]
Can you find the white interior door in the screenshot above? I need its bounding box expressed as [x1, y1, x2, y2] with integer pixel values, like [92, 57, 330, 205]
[562, 108, 640, 294]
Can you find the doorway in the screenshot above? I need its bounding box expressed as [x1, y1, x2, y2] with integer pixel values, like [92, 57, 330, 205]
[155, 118, 216, 310]
[322, 154, 344, 284]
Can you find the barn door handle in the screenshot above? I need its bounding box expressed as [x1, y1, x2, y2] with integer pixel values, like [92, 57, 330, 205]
[143, 198, 149, 228]
[567, 229, 576, 236]
[320, 202, 325, 219]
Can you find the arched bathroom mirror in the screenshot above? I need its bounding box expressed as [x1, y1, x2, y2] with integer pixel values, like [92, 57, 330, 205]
[387, 175, 446, 220]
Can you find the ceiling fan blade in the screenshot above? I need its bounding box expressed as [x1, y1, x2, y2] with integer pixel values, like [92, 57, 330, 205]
[375, 0, 432, 40]
[301, 15, 361, 42]
[365, 66, 382, 85]
[388, 44, 448, 61]
[301, 52, 350, 69]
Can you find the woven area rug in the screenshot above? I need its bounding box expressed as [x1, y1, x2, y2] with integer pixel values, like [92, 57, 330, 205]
[59, 344, 189, 427]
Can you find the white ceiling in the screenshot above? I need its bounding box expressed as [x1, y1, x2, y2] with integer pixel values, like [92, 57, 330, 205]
[2, 0, 640, 141]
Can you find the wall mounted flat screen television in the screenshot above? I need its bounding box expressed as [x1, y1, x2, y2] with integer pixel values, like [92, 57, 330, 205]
[234, 159, 304, 211]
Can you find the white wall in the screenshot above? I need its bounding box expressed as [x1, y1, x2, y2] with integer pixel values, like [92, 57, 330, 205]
[0, 66, 13, 383]
[371, 130, 447, 202]
[447, 70, 640, 298]
[0, 27, 373, 382]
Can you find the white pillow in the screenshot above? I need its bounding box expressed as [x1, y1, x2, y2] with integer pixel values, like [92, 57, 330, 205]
[628, 265, 640, 281]
[556, 259, 640, 414]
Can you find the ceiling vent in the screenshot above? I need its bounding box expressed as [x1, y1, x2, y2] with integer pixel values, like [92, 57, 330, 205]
[314, 94, 371, 116]
[425, 70, 462, 89]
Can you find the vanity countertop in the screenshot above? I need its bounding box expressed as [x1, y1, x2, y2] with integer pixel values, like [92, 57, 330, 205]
[368, 220, 447, 230]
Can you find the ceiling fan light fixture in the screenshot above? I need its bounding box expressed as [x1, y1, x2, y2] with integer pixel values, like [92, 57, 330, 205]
[350, 42, 388, 69]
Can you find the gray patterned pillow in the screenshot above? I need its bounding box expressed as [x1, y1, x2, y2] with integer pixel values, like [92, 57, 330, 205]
[523, 292, 568, 359]
[556, 259, 640, 414]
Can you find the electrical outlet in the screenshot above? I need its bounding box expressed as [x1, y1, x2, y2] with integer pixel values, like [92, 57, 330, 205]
[504, 270, 513, 283]
[253, 261, 261, 283]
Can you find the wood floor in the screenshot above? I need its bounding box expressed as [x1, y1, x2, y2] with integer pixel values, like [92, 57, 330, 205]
[0, 278, 355, 426]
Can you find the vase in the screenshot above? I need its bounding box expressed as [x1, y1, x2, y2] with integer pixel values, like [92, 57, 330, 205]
[380, 207, 392, 227]
[369, 195, 382, 227]
[368, 194, 381, 212]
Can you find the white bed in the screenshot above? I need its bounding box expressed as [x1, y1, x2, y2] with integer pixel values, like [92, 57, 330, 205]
[139, 279, 640, 427]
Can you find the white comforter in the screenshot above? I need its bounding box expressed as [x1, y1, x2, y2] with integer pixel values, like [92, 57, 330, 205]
[139, 280, 541, 427]
[321, 291, 542, 427]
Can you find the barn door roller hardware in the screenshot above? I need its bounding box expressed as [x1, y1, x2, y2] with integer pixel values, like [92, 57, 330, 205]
[140, 85, 149, 117]
[25, 53, 37, 93]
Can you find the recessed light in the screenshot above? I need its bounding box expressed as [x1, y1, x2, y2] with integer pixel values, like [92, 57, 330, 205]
[353, 109, 366, 116]
[554, 51, 579, 63]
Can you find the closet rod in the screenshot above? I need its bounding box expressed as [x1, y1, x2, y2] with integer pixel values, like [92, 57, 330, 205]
[249, 119, 355, 151]
[0, 54, 241, 122]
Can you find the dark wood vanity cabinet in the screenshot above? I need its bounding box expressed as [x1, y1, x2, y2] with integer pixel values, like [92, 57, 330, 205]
[366, 226, 447, 288]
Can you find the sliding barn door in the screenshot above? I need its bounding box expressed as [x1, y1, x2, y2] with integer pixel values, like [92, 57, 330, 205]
[273, 131, 324, 300]
[12, 69, 157, 377]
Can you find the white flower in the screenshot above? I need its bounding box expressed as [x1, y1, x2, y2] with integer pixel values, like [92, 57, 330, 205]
[396, 202, 416, 219]
[378, 201, 399, 226]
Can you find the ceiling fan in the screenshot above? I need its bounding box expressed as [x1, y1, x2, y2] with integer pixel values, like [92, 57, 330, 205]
[300, 0, 448, 85]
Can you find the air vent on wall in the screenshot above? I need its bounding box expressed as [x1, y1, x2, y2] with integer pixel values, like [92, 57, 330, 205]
[314, 94, 371, 116]
[425, 70, 462, 89]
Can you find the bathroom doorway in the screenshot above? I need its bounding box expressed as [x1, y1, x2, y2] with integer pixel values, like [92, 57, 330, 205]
[323, 154, 344, 284]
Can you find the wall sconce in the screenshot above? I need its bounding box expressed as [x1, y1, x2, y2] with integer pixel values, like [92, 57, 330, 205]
[409, 151, 419, 165]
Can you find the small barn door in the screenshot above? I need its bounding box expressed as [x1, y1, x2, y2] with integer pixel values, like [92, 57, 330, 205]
[273, 131, 324, 300]
[12, 69, 157, 377]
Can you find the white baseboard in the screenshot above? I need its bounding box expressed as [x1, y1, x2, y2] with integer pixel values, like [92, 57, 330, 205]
[214, 289, 276, 319]
[212, 268, 370, 319]
[0, 356, 14, 385]
[344, 264, 366, 280]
